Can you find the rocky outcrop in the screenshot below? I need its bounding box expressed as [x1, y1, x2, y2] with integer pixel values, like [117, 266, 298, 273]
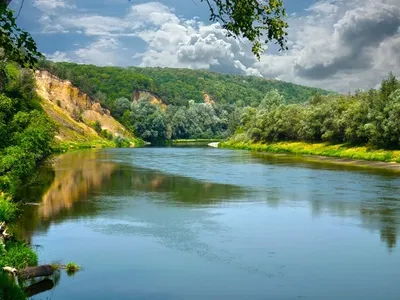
[35, 71, 132, 141]
[203, 93, 215, 105]
[132, 89, 167, 109]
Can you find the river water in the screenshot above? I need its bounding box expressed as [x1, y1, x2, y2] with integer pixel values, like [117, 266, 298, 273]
[17, 147, 400, 300]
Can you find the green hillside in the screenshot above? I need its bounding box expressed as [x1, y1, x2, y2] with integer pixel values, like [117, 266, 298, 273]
[38, 61, 332, 108]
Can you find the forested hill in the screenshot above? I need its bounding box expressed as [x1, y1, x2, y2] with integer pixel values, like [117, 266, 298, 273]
[38, 61, 332, 108]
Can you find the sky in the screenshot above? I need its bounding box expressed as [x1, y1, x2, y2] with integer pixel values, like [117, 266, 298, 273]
[9, 0, 400, 92]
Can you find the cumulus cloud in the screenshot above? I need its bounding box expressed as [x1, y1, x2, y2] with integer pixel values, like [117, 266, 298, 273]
[39, 0, 400, 92]
[256, 0, 400, 91]
[295, 2, 400, 79]
[46, 37, 129, 66]
[34, 0, 75, 12]
[44, 1, 259, 76]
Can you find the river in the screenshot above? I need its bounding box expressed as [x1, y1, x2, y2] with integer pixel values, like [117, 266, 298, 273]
[17, 147, 400, 300]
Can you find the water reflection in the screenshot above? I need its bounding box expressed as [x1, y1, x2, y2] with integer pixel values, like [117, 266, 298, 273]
[250, 152, 400, 250]
[17, 148, 400, 253]
[17, 150, 244, 241]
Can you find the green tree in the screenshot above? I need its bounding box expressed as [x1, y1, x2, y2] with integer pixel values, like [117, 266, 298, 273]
[113, 97, 131, 118]
[201, 0, 288, 58]
[0, 4, 42, 84]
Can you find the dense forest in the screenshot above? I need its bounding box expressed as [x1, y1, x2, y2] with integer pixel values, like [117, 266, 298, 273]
[37, 61, 400, 148]
[232, 73, 400, 149]
[38, 61, 331, 107]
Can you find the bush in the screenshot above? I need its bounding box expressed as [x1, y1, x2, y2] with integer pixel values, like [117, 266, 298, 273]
[93, 120, 102, 133]
[0, 194, 18, 222]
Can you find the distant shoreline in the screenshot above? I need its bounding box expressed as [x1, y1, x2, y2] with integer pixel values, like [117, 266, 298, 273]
[220, 141, 400, 172]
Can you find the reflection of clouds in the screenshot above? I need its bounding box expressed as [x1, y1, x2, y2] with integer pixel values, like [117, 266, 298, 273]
[91, 204, 283, 279]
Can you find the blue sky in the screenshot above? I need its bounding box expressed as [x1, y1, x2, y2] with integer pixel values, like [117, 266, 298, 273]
[10, 0, 400, 92]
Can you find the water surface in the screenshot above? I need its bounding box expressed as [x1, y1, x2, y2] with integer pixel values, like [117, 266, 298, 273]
[18, 148, 400, 299]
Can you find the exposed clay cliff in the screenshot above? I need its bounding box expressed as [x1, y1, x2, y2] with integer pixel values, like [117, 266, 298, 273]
[35, 71, 133, 142]
[132, 89, 167, 109]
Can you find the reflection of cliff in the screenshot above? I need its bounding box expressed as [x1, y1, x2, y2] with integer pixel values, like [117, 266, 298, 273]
[38, 151, 116, 219]
[17, 150, 244, 240]
[17, 151, 117, 240]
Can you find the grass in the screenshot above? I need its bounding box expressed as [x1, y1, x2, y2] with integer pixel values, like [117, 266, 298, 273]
[220, 141, 400, 163]
[0, 194, 18, 222]
[51, 261, 82, 277]
[0, 241, 38, 270]
[0, 273, 26, 300]
[54, 137, 146, 152]
[0, 194, 38, 300]
[64, 262, 81, 276]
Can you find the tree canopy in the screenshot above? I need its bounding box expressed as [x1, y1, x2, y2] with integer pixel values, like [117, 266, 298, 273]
[0, 3, 42, 71]
[201, 0, 288, 58]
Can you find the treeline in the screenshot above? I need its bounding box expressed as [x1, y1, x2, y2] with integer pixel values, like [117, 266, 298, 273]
[233, 73, 400, 149]
[38, 60, 331, 108]
[113, 96, 234, 144]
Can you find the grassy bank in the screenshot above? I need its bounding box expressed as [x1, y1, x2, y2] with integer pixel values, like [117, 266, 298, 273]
[0, 194, 38, 300]
[220, 141, 400, 163]
[54, 136, 145, 152]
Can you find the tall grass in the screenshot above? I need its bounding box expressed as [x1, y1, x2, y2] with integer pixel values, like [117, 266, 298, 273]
[220, 141, 400, 163]
[0, 194, 18, 222]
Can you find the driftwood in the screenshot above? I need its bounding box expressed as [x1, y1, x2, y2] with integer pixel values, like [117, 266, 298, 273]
[0, 222, 11, 250]
[25, 279, 55, 297]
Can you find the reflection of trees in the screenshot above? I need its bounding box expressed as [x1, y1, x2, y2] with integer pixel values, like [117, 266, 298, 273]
[17, 150, 244, 240]
[361, 207, 398, 251]
[251, 152, 400, 250]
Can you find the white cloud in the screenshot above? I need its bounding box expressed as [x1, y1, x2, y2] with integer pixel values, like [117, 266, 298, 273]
[45, 1, 259, 76]
[256, 0, 400, 91]
[41, 0, 400, 92]
[34, 0, 74, 12]
[47, 37, 127, 66]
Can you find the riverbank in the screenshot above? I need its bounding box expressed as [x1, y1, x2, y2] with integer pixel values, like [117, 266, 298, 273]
[0, 138, 143, 299]
[171, 139, 221, 145]
[0, 194, 37, 299]
[220, 141, 400, 171]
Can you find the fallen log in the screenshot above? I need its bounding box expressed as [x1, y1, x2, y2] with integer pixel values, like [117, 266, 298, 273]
[18, 265, 55, 280]
[24, 279, 55, 297]
[3, 264, 55, 286]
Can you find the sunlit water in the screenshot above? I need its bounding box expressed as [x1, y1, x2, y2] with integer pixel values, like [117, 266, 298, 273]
[17, 147, 400, 299]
